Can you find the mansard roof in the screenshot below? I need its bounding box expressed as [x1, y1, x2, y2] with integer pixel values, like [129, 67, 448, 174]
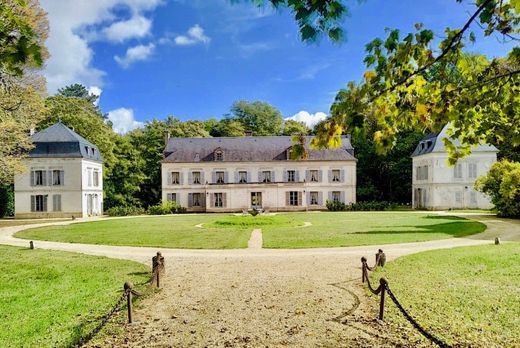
[163, 136, 356, 163]
[28, 122, 103, 162]
[411, 124, 498, 157]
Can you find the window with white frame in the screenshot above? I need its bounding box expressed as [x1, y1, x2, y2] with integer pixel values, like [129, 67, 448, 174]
[287, 170, 295, 182]
[87, 168, 93, 186]
[32, 170, 45, 186]
[52, 170, 64, 186]
[332, 170, 340, 182]
[171, 172, 180, 184]
[468, 163, 477, 179]
[310, 192, 318, 205]
[332, 191, 341, 202]
[192, 171, 201, 184]
[289, 191, 299, 206]
[310, 170, 319, 182]
[239, 171, 247, 183]
[167, 193, 177, 202]
[193, 193, 202, 207]
[216, 171, 225, 184]
[262, 171, 271, 183]
[215, 150, 223, 161]
[31, 195, 47, 212]
[93, 170, 100, 187]
[214, 193, 223, 207]
[53, 194, 62, 212]
[454, 164, 463, 179]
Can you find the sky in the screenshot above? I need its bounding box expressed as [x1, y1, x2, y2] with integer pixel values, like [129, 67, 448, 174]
[40, 0, 516, 134]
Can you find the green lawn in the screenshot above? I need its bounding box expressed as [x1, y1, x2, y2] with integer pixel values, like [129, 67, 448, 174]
[371, 243, 520, 346]
[17, 215, 253, 249]
[16, 213, 486, 249]
[0, 245, 149, 348]
[0, 218, 69, 228]
[262, 212, 486, 248]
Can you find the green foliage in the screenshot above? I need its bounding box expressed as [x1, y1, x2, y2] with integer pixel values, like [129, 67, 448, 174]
[282, 119, 310, 135]
[325, 199, 346, 211]
[229, 100, 283, 135]
[105, 205, 145, 217]
[0, 185, 14, 217]
[475, 160, 520, 218]
[147, 201, 186, 215]
[209, 214, 297, 228]
[326, 200, 398, 211]
[0, 245, 148, 348]
[205, 118, 246, 137]
[57, 83, 99, 104]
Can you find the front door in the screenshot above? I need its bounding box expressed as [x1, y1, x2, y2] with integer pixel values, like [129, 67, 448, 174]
[251, 192, 262, 209]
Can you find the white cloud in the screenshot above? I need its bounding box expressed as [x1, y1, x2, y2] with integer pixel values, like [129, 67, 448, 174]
[114, 43, 155, 68]
[285, 111, 328, 128]
[87, 86, 102, 106]
[173, 24, 211, 46]
[108, 107, 144, 134]
[102, 15, 152, 42]
[40, 0, 162, 93]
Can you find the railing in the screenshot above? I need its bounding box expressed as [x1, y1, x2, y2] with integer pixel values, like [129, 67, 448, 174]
[71, 251, 165, 347]
[361, 251, 451, 348]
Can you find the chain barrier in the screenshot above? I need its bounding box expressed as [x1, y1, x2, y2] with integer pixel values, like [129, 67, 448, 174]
[360, 252, 452, 348]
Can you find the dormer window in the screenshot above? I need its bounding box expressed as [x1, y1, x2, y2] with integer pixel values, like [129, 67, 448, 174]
[85, 146, 89, 156]
[215, 149, 223, 161]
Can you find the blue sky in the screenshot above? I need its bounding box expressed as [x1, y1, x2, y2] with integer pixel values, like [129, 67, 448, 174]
[40, 0, 515, 133]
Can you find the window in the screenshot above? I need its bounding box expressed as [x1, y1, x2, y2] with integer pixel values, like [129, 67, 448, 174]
[468, 163, 477, 179]
[332, 170, 340, 182]
[193, 193, 202, 207]
[87, 169, 93, 187]
[192, 171, 201, 184]
[455, 191, 462, 203]
[239, 171, 247, 183]
[215, 150, 223, 161]
[52, 170, 63, 186]
[310, 170, 319, 182]
[214, 193, 223, 207]
[171, 172, 180, 184]
[31, 195, 47, 212]
[92, 148, 96, 157]
[287, 170, 295, 182]
[32, 170, 45, 186]
[53, 195, 62, 212]
[454, 164, 463, 179]
[167, 193, 177, 202]
[216, 171, 225, 184]
[422, 165, 428, 180]
[262, 171, 271, 183]
[93, 170, 99, 187]
[310, 192, 319, 205]
[289, 191, 299, 206]
[332, 191, 341, 202]
[85, 146, 89, 156]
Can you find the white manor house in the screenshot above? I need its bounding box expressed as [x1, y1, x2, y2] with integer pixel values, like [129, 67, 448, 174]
[411, 125, 498, 210]
[161, 135, 357, 212]
[14, 122, 104, 218]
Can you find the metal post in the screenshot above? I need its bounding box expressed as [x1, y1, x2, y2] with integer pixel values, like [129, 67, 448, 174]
[379, 278, 387, 320]
[361, 257, 367, 283]
[124, 282, 133, 323]
[156, 268, 160, 288]
[29, 241, 34, 249]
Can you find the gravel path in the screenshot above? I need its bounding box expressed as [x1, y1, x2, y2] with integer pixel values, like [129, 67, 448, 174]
[1, 214, 519, 347]
[247, 229, 263, 250]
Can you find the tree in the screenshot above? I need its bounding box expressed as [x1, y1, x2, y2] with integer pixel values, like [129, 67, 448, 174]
[57, 84, 99, 104]
[282, 119, 310, 135]
[229, 100, 283, 136]
[206, 118, 246, 137]
[0, 184, 14, 217]
[476, 160, 520, 217]
[0, 0, 48, 82]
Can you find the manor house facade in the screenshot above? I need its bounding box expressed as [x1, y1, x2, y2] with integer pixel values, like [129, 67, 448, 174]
[161, 136, 357, 212]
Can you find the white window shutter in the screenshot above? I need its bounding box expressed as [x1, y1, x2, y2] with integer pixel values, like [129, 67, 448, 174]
[30, 196, 35, 212]
[200, 171, 205, 184]
[223, 193, 227, 207]
[167, 172, 172, 185]
[30, 171, 34, 186]
[188, 172, 193, 184]
[271, 171, 275, 182]
[60, 170, 65, 185]
[318, 170, 323, 182]
[47, 170, 52, 186]
[318, 192, 323, 205]
[285, 192, 290, 206]
[305, 170, 310, 182]
[43, 195, 48, 212]
[42, 171, 47, 186]
[340, 170, 345, 183]
[298, 192, 302, 206]
[224, 172, 228, 184]
[328, 170, 332, 183]
[188, 193, 193, 207]
[340, 191, 345, 203]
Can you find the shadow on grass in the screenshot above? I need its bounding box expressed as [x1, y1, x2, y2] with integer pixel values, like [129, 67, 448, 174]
[352, 221, 486, 237]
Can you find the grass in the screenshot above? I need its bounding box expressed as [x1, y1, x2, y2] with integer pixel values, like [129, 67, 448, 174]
[17, 215, 252, 249]
[262, 212, 486, 248]
[0, 245, 149, 348]
[207, 214, 301, 228]
[371, 243, 520, 346]
[0, 218, 69, 228]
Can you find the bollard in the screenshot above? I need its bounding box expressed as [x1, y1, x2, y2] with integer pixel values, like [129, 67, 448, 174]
[379, 278, 388, 320]
[377, 249, 386, 267]
[494, 237, 500, 245]
[361, 257, 367, 283]
[29, 241, 34, 249]
[124, 282, 133, 323]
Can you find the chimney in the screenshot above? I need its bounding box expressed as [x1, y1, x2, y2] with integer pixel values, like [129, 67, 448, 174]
[29, 128, 35, 136]
[165, 131, 171, 146]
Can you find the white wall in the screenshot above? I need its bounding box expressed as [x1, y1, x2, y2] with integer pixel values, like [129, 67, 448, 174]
[161, 160, 356, 212]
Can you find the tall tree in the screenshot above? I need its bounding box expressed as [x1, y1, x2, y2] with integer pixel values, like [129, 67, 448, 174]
[57, 84, 99, 104]
[229, 100, 283, 136]
[206, 118, 246, 137]
[282, 119, 310, 135]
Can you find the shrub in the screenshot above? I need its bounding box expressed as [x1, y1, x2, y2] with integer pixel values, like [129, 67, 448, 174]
[0, 185, 14, 218]
[326, 200, 398, 211]
[105, 205, 145, 217]
[147, 201, 186, 215]
[475, 160, 520, 218]
[326, 199, 347, 211]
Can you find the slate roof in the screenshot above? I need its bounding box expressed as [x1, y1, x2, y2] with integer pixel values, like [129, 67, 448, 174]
[28, 122, 103, 162]
[163, 136, 356, 163]
[412, 124, 498, 157]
